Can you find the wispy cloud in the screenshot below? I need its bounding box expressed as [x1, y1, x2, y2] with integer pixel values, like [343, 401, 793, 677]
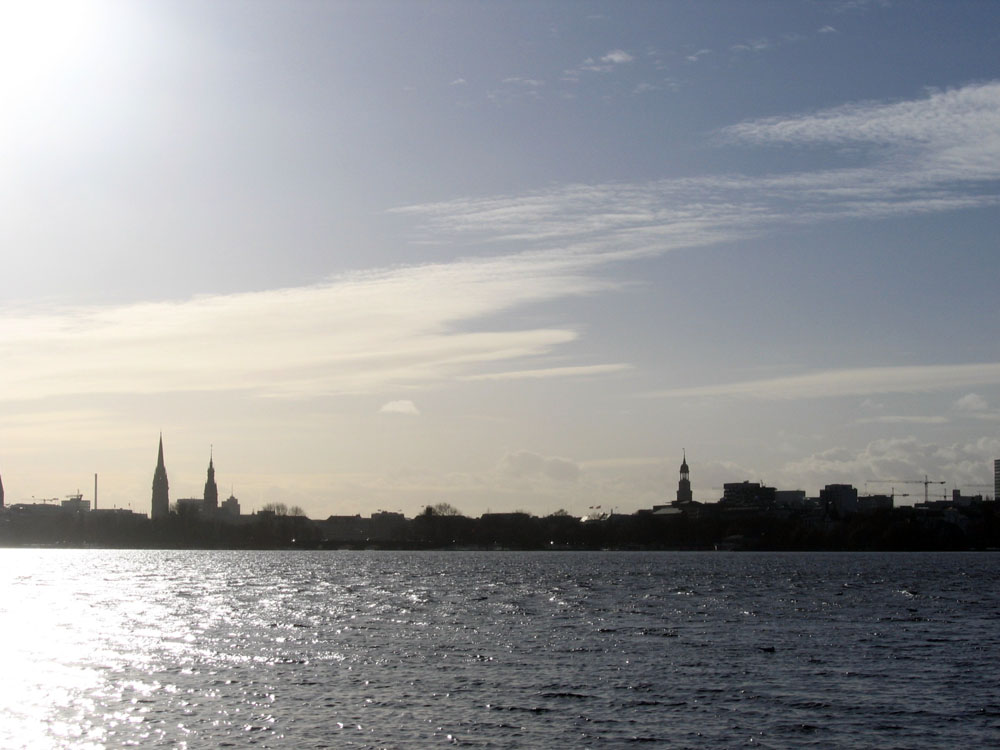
[461, 363, 631, 381]
[380, 400, 420, 416]
[577, 48, 635, 73]
[0, 253, 619, 402]
[731, 38, 772, 54]
[953, 393, 1000, 421]
[601, 49, 634, 65]
[647, 363, 1000, 401]
[856, 415, 949, 425]
[954, 393, 989, 412]
[397, 82, 1000, 255]
[20, 84, 992, 410]
[501, 77, 545, 87]
[489, 76, 545, 103]
[722, 82, 1000, 155]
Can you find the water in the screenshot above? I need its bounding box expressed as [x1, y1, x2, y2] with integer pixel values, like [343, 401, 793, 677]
[1, 550, 998, 749]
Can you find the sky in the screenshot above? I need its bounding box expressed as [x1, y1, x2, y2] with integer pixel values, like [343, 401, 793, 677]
[2, 0, 999, 517]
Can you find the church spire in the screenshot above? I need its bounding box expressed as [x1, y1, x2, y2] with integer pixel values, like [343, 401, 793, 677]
[151, 433, 169, 520]
[676, 450, 692, 504]
[203, 446, 219, 512]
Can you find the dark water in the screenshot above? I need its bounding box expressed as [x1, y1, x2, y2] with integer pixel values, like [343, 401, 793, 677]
[1, 550, 998, 748]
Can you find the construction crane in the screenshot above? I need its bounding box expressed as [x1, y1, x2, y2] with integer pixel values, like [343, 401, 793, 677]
[862, 482, 912, 499]
[866, 475, 945, 504]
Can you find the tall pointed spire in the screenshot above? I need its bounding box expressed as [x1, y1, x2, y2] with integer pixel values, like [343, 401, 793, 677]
[203, 446, 219, 513]
[151, 433, 170, 520]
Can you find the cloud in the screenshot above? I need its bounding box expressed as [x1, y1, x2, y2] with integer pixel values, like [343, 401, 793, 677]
[731, 39, 772, 54]
[856, 416, 949, 425]
[489, 77, 545, 103]
[831, 0, 891, 12]
[601, 49, 634, 65]
[780, 436, 1000, 496]
[721, 82, 1000, 203]
[379, 400, 420, 416]
[953, 393, 1000, 421]
[22, 84, 988, 410]
[499, 450, 581, 482]
[395, 82, 1000, 257]
[647, 363, 1000, 400]
[501, 77, 544, 87]
[818, 25, 837, 33]
[0, 252, 621, 402]
[576, 49, 635, 73]
[462, 363, 631, 381]
[954, 393, 989, 411]
[449, 78, 466, 86]
[686, 49, 712, 63]
[721, 81, 1000, 157]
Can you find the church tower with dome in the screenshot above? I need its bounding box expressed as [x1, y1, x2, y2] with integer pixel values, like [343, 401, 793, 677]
[675, 451, 693, 505]
[203, 449, 219, 514]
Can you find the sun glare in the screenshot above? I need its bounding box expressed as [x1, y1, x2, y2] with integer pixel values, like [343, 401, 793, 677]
[0, 0, 108, 100]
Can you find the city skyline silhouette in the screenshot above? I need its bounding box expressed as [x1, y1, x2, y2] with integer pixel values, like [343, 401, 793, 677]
[1, 1, 998, 520]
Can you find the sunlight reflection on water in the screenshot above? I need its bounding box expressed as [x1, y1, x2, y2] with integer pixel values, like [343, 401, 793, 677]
[1, 549, 999, 748]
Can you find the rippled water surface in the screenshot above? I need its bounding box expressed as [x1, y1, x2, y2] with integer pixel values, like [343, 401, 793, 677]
[1, 550, 998, 748]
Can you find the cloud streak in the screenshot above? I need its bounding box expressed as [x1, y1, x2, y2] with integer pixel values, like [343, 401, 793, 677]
[0, 252, 620, 402]
[396, 81, 1000, 253]
[461, 363, 631, 381]
[570, 49, 636, 75]
[9, 84, 996, 409]
[647, 363, 1000, 401]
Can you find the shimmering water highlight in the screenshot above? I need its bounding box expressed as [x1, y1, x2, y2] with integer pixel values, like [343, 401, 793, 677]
[1, 550, 998, 748]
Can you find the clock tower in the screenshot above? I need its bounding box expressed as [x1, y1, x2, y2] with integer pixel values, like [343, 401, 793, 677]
[676, 451, 693, 504]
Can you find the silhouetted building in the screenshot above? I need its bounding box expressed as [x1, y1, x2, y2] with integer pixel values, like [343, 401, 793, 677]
[774, 490, 808, 508]
[948, 489, 985, 508]
[203, 450, 218, 514]
[176, 497, 204, 516]
[9, 502, 65, 516]
[0, 466, 4, 509]
[151, 434, 170, 520]
[820, 484, 858, 517]
[221, 493, 240, 518]
[61, 493, 90, 512]
[995, 459, 999, 503]
[858, 494, 893, 514]
[323, 514, 367, 542]
[720, 481, 776, 511]
[676, 451, 693, 504]
[371, 511, 407, 541]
